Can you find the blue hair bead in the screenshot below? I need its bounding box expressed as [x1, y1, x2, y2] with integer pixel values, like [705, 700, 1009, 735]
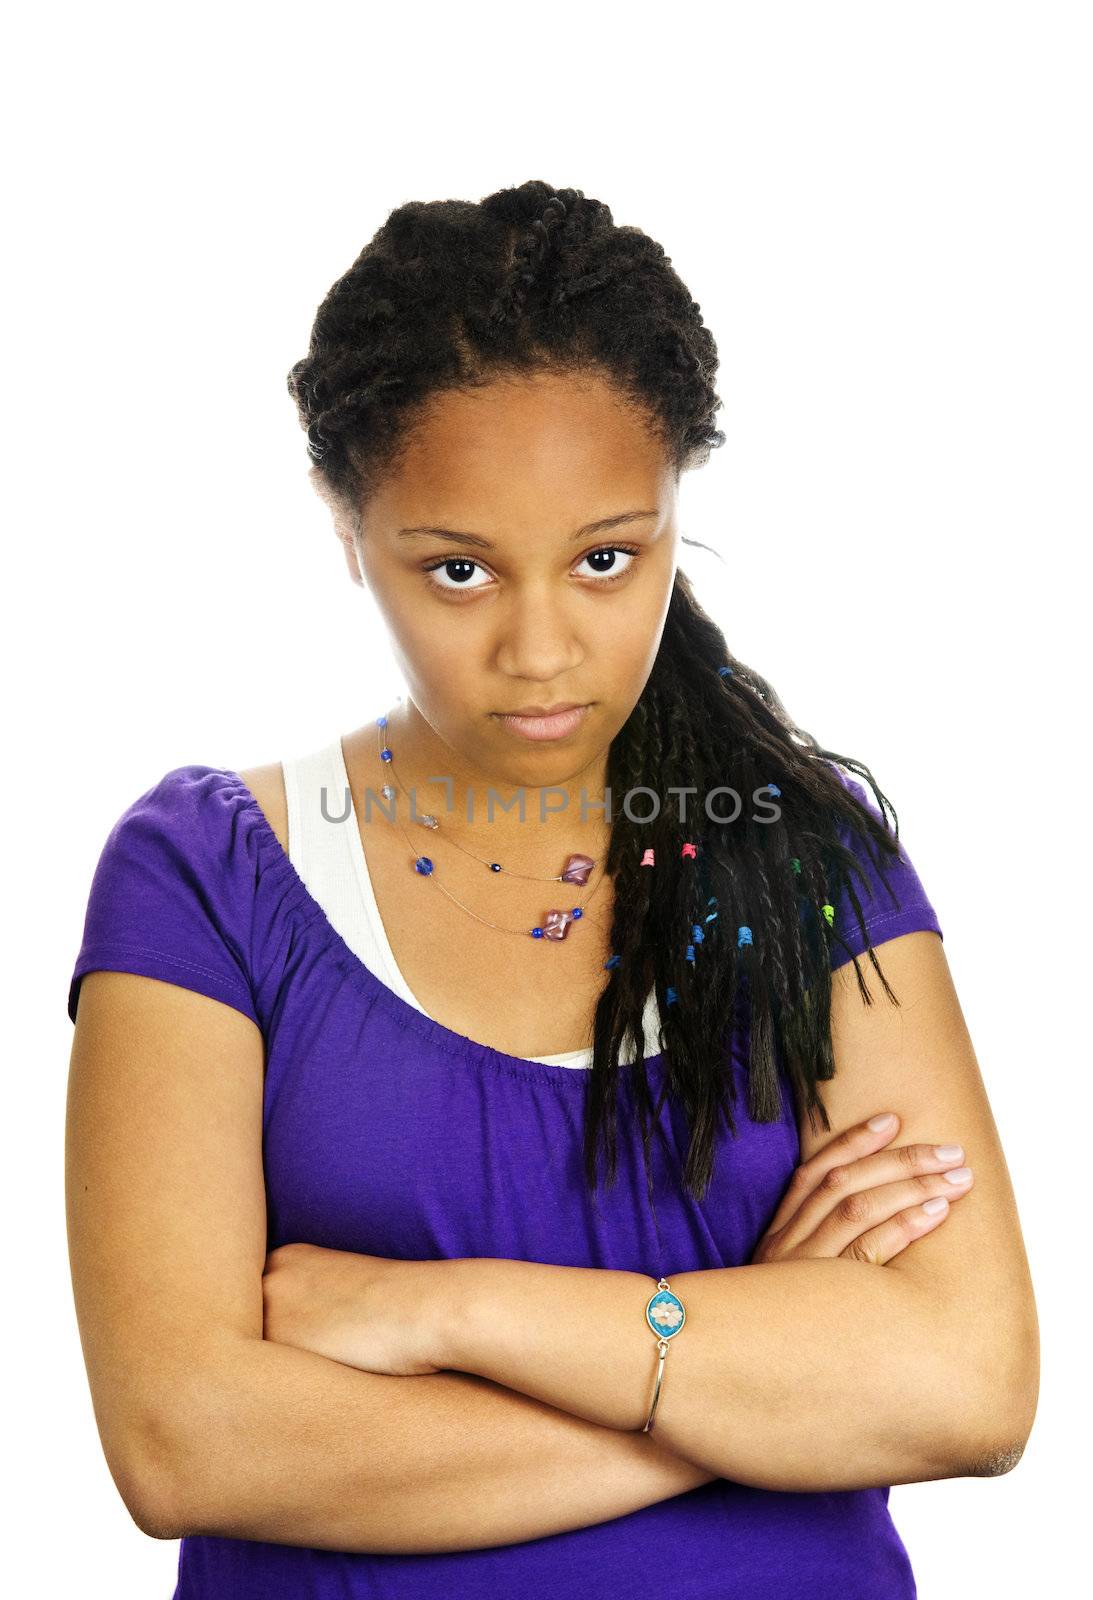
[737, 925, 753, 948]
[666, 986, 679, 1006]
[705, 910, 718, 922]
[767, 783, 781, 797]
[691, 924, 704, 943]
[685, 943, 695, 963]
[604, 953, 621, 970]
[718, 665, 734, 678]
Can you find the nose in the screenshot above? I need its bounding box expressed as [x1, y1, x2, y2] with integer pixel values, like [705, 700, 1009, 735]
[493, 584, 585, 683]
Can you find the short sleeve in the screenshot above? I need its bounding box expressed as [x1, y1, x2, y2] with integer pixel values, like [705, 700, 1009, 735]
[67, 765, 261, 1027]
[827, 770, 943, 971]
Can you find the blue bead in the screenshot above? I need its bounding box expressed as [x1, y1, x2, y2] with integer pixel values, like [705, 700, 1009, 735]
[531, 927, 543, 938]
[604, 953, 620, 969]
[718, 665, 734, 678]
[685, 943, 695, 962]
[767, 783, 780, 797]
[490, 862, 502, 872]
[375, 715, 387, 728]
[738, 925, 753, 947]
[380, 747, 392, 762]
[666, 985, 678, 1005]
[415, 857, 433, 875]
[571, 907, 582, 919]
[692, 924, 704, 942]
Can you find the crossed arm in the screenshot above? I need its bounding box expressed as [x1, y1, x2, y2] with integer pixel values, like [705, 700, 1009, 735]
[66, 934, 1038, 1552]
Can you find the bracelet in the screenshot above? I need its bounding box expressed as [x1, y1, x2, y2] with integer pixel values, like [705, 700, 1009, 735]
[641, 1276, 687, 1433]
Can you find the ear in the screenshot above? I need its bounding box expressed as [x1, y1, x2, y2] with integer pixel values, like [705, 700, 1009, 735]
[339, 532, 364, 586]
[307, 465, 364, 586]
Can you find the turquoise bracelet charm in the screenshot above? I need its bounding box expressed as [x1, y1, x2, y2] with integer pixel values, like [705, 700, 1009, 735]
[642, 1277, 686, 1433]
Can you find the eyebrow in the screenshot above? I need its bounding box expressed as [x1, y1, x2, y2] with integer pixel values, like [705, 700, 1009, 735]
[396, 509, 660, 549]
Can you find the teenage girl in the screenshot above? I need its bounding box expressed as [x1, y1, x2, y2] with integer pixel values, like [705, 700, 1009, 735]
[65, 181, 1038, 1600]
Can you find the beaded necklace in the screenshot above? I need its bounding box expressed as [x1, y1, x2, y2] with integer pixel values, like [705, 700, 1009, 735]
[374, 710, 609, 941]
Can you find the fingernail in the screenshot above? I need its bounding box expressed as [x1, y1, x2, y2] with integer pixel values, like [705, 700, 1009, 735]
[922, 1197, 949, 1215]
[868, 1113, 897, 1131]
[934, 1144, 964, 1162]
[943, 1167, 973, 1185]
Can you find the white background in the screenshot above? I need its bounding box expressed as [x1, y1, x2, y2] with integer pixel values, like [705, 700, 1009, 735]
[5, 2, 1087, 1593]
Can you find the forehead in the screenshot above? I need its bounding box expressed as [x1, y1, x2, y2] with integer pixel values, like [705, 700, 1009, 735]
[370, 369, 670, 526]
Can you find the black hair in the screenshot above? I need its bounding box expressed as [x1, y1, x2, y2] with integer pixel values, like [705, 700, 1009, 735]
[287, 179, 910, 1207]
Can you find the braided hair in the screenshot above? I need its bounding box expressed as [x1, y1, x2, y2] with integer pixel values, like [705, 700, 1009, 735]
[287, 179, 910, 1204]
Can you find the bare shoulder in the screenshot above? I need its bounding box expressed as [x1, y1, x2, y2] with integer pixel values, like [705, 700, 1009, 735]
[236, 761, 289, 854]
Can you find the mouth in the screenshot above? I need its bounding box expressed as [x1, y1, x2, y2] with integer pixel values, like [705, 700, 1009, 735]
[491, 703, 591, 742]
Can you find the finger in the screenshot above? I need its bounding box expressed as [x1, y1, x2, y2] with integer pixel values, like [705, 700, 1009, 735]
[764, 1111, 903, 1235]
[838, 1187, 968, 1265]
[773, 1144, 973, 1255]
[798, 1166, 975, 1260]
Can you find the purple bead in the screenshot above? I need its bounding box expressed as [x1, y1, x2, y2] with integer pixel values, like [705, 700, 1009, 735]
[415, 857, 433, 875]
[541, 909, 572, 941]
[561, 853, 594, 886]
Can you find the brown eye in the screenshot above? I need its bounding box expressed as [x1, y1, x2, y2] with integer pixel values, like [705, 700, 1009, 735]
[421, 557, 492, 595]
[576, 546, 640, 583]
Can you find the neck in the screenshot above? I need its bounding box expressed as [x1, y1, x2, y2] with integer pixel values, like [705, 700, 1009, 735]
[349, 699, 613, 861]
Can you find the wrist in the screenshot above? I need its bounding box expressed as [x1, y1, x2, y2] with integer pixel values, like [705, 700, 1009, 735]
[429, 1256, 483, 1372]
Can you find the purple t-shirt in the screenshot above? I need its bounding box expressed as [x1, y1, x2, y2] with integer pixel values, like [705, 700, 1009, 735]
[67, 762, 943, 1599]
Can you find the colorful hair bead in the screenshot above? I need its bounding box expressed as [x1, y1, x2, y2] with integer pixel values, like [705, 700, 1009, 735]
[681, 841, 697, 859]
[790, 858, 801, 874]
[685, 943, 695, 963]
[641, 848, 655, 866]
[604, 953, 621, 970]
[737, 925, 753, 948]
[691, 924, 704, 943]
[766, 783, 781, 797]
[718, 665, 734, 678]
[821, 904, 835, 925]
[665, 986, 679, 1006]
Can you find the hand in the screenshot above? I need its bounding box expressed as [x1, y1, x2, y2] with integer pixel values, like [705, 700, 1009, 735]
[262, 1242, 453, 1376]
[750, 1111, 974, 1266]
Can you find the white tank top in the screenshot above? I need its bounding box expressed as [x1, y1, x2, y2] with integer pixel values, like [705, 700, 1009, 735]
[280, 736, 663, 1069]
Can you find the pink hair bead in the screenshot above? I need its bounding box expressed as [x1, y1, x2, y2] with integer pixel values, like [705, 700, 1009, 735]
[681, 841, 696, 859]
[640, 848, 655, 866]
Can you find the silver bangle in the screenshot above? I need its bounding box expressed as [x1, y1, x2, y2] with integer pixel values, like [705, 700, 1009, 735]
[642, 1276, 687, 1433]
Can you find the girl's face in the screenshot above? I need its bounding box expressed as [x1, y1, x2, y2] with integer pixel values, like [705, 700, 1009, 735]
[347, 368, 680, 792]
